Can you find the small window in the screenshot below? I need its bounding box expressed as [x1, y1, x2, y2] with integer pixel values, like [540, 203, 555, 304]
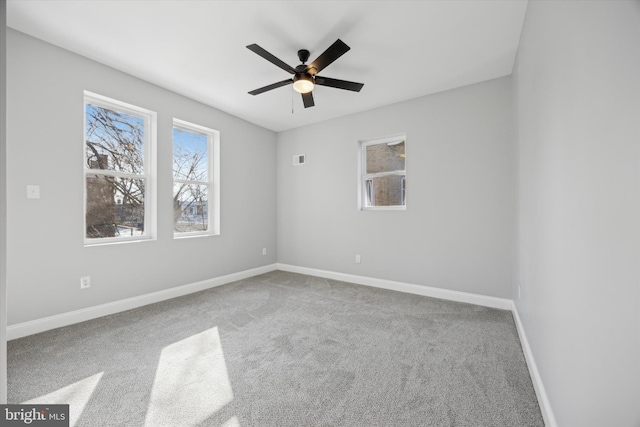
[84, 92, 157, 244]
[173, 119, 220, 237]
[360, 136, 406, 210]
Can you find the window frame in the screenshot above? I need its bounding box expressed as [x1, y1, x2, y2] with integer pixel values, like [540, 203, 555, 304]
[358, 135, 407, 211]
[83, 91, 157, 246]
[172, 118, 220, 238]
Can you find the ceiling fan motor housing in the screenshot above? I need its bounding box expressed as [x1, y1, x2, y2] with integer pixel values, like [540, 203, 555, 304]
[298, 49, 310, 64]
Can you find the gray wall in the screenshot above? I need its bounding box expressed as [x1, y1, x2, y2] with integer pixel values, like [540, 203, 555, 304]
[277, 77, 514, 298]
[1, 0, 7, 404]
[6, 30, 277, 325]
[513, 1, 640, 425]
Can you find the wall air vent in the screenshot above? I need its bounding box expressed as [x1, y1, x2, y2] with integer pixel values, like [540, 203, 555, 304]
[293, 154, 305, 166]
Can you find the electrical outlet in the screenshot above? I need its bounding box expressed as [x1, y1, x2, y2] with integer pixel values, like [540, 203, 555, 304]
[27, 185, 40, 199]
[518, 284, 521, 299]
[80, 276, 91, 289]
[262, 248, 267, 256]
[355, 254, 361, 264]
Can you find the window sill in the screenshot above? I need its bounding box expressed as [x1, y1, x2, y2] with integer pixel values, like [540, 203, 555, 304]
[84, 237, 156, 247]
[361, 206, 406, 212]
[173, 232, 219, 240]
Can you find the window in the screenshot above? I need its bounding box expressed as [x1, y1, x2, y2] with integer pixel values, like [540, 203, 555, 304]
[84, 92, 156, 244]
[360, 136, 406, 210]
[172, 119, 220, 237]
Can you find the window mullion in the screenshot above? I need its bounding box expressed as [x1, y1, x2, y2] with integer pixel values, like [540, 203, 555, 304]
[85, 170, 147, 180]
[173, 178, 209, 186]
[363, 170, 406, 180]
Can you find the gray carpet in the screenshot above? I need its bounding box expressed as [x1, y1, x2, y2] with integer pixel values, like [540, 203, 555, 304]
[8, 271, 544, 426]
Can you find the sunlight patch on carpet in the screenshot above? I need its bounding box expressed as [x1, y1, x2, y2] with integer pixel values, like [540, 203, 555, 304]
[221, 416, 240, 427]
[23, 372, 104, 427]
[144, 327, 234, 427]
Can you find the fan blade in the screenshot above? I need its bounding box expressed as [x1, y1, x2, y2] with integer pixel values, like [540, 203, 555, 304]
[302, 92, 315, 108]
[315, 76, 364, 92]
[308, 39, 350, 75]
[247, 44, 296, 74]
[248, 79, 293, 95]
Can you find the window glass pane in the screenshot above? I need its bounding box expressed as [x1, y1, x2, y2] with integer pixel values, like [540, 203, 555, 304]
[173, 183, 209, 233]
[366, 175, 406, 207]
[86, 175, 145, 238]
[85, 104, 145, 173]
[173, 127, 209, 181]
[366, 140, 405, 174]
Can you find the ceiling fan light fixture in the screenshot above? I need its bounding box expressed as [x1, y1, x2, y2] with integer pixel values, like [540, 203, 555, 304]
[293, 73, 314, 93]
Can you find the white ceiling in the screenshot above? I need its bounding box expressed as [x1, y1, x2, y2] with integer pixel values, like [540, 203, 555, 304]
[7, 0, 528, 132]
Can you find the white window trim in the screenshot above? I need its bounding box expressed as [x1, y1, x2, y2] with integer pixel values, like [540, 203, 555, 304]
[172, 118, 220, 238]
[358, 135, 407, 211]
[83, 91, 157, 246]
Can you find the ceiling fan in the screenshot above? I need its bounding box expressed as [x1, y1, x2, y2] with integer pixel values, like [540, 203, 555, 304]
[246, 39, 364, 108]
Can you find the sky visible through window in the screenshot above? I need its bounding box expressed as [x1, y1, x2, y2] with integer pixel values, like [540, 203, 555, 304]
[85, 104, 145, 174]
[173, 127, 208, 181]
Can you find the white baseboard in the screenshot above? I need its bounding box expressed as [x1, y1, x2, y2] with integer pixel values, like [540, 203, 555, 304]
[511, 303, 558, 427]
[7, 263, 278, 340]
[276, 263, 512, 310]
